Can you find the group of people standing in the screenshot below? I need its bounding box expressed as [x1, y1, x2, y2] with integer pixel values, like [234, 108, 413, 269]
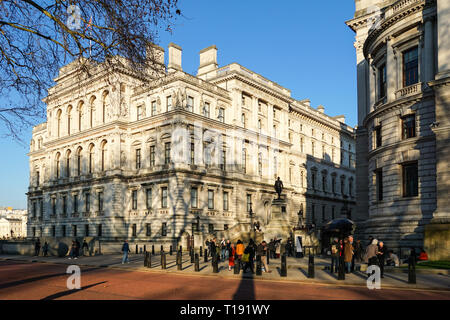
[205, 238, 276, 273]
[33, 238, 89, 258]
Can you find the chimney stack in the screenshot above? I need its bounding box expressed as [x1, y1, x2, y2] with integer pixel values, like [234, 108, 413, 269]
[197, 45, 218, 76]
[168, 43, 182, 73]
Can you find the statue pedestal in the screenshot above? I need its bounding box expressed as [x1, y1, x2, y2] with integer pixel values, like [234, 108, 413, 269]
[263, 198, 292, 242]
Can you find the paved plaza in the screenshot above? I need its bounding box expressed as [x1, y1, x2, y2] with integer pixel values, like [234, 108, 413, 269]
[0, 253, 449, 299]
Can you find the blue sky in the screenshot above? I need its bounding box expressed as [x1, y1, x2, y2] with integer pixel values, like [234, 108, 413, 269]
[0, 0, 357, 209]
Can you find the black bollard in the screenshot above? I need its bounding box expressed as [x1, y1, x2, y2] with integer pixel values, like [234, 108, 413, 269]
[145, 252, 151, 268]
[204, 249, 208, 263]
[408, 256, 416, 284]
[170, 245, 173, 256]
[179, 245, 182, 253]
[200, 246, 203, 257]
[280, 254, 287, 277]
[161, 251, 166, 269]
[256, 255, 262, 276]
[212, 254, 219, 273]
[194, 253, 200, 272]
[308, 254, 315, 278]
[177, 251, 182, 270]
[160, 245, 163, 254]
[136, 244, 138, 254]
[152, 245, 155, 255]
[144, 245, 146, 253]
[234, 255, 240, 274]
[144, 252, 149, 267]
[191, 249, 195, 263]
[338, 255, 345, 280]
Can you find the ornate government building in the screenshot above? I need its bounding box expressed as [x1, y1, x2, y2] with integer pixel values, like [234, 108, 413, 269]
[27, 43, 355, 249]
[347, 0, 449, 259]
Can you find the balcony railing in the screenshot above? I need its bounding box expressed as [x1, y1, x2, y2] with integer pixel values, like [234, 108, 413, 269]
[395, 83, 421, 100]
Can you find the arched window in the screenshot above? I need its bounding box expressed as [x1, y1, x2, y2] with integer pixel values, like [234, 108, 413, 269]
[76, 147, 82, 176]
[56, 109, 62, 138]
[78, 101, 84, 131]
[101, 141, 107, 171]
[66, 150, 71, 177]
[88, 144, 95, 174]
[89, 96, 96, 128]
[55, 152, 61, 179]
[67, 105, 72, 135]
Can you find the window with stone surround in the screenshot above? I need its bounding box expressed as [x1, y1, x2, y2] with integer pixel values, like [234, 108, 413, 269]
[136, 148, 141, 169]
[203, 102, 210, 118]
[402, 114, 416, 139]
[374, 125, 382, 148]
[208, 190, 214, 210]
[223, 191, 229, 211]
[166, 96, 172, 112]
[161, 187, 168, 208]
[402, 162, 418, 197]
[132, 190, 138, 210]
[191, 187, 198, 208]
[378, 63, 386, 99]
[146, 224, 151, 236]
[164, 142, 171, 164]
[85, 193, 90, 212]
[151, 100, 157, 116]
[150, 145, 155, 167]
[403, 46, 418, 87]
[187, 96, 194, 112]
[132, 224, 137, 237]
[146, 188, 152, 209]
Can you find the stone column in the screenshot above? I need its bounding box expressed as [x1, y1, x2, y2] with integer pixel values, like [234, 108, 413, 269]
[436, 0, 450, 80]
[423, 18, 435, 82]
[386, 37, 396, 102]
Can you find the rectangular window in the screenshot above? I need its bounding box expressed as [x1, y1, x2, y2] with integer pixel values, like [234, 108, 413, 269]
[98, 192, 103, 212]
[218, 107, 225, 123]
[203, 102, 210, 117]
[208, 224, 214, 233]
[62, 195, 67, 215]
[376, 169, 383, 201]
[85, 193, 90, 212]
[190, 143, 195, 165]
[220, 149, 226, 170]
[402, 114, 416, 139]
[167, 96, 172, 112]
[224, 224, 229, 231]
[161, 223, 167, 236]
[146, 224, 151, 236]
[132, 190, 138, 210]
[149, 146, 155, 167]
[151, 101, 157, 116]
[247, 194, 252, 213]
[85, 224, 89, 237]
[132, 224, 137, 237]
[375, 125, 382, 148]
[208, 190, 214, 210]
[36, 171, 40, 186]
[73, 194, 78, 213]
[137, 105, 143, 121]
[136, 149, 141, 169]
[187, 96, 194, 112]
[146, 188, 152, 209]
[403, 46, 418, 87]
[98, 224, 102, 237]
[223, 191, 229, 211]
[161, 187, 168, 208]
[378, 63, 386, 99]
[191, 187, 198, 208]
[164, 142, 171, 164]
[403, 162, 418, 197]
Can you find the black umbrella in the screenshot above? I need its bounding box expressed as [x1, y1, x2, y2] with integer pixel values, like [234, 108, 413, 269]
[322, 218, 355, 235]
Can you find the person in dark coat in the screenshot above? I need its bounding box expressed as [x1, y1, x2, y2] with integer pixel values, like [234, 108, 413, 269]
[75, 240, 81, 258]
[122, 240, 130, 264]
[42, 242, 49, 257]
[268, 239, 275, 259]
[330, 238, 339, 273]
[377, 241, 388, 278]
[243, 239, 256, 274]
[34, 239, 41, 256]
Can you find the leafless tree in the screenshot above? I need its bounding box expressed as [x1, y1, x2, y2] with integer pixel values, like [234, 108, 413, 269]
[0, 0, 180, 141]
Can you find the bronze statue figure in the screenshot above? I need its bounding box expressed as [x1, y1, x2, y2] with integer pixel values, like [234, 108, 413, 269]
[274, 177, 283, 199]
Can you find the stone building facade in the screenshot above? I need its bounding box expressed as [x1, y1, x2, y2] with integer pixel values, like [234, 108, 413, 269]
[27, 44, 355, 249]
[346, 0, 450, 259]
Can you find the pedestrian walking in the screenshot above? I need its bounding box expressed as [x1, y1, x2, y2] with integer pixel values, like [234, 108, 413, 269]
[235, 239, 245, 270]
[256, 241, 272, 273]
[220, 238, 227, 261]
[377, 241, 387, 278]
[34, 239, 41, 256]
[364, 239, 380, 275]
[330, 238, 339, 273]
[344, 237, 354, 273]
[228, 243, 236, 271]
[243, 239, 256, 274]
[42, 242, 49, 257]
[122, 240, 130, 264]
[82, 240, 89, 256]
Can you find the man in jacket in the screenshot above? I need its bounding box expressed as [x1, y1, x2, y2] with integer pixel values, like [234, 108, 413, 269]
[343, 237, 354, 273]
[377, 241, 388, 278]
[122, 240, 130, 264]
[256, 241, 272, 273]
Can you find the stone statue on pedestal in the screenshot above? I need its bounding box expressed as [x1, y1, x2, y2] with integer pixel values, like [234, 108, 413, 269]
[274, 177, 283, 199]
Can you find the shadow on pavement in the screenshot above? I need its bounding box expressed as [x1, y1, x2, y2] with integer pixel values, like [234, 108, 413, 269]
[232, 262, 255, 300]
[41, 281, 107, 300]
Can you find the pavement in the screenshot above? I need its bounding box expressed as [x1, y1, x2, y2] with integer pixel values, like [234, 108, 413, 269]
[1, 253, 449, 292]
